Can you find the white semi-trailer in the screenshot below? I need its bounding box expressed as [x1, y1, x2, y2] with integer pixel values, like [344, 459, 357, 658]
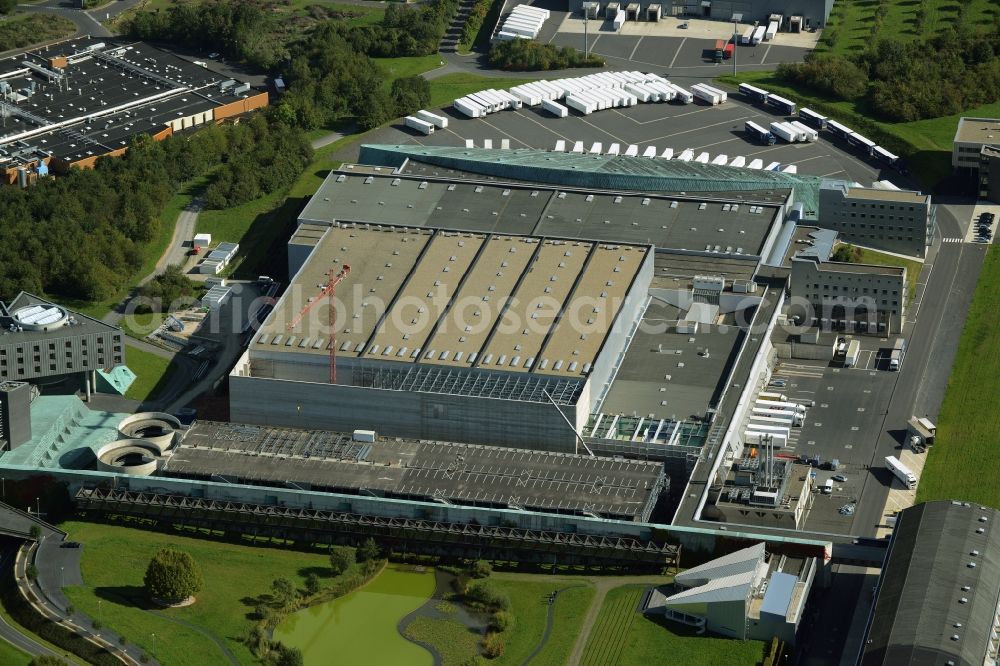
[454, 97, 485, 118]
[755, 399, 806, 414]
[769, 121, 799, 143]
[788, 120, 818, 141]
[405, 116, 435, 135]
[886, 455, 917, 489]
[415, 109, 448, 129]
[542, 99, 568, 117]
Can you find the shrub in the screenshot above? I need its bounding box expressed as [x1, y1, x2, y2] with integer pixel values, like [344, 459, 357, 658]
[143, 549, 203, 603]
[305, 572, 321, 596]
[490, 610, 514, 632]
[329, 546, 355, 575]
[832, 243, 863, 263]
[26, 564, 38, 581]
[469, 560, 492, 579]
[482, 632, 505, 659]
[488, 39, 604, 71]
[357, 538, 380, 563]
[466, 580, 510, 611]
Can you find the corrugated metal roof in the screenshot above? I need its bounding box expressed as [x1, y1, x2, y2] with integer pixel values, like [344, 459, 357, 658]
[663, 569, 755, 606]
[358, 145, 825, 211]
[675, 542, 765, 586]
[861, 501, 1000, 666]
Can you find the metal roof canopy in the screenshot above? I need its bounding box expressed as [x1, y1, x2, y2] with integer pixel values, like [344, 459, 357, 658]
[359, 145, 824, 213]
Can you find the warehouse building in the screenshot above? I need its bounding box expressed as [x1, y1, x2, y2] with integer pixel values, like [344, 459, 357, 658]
[817, 183, 935, 258]
[0, 38, 267, 184]
[858, 500, 1000, 666]
[0, 293, 124, 395]
[644, 542, 817, 643]
[566, 0, 832, 27]
[233, 223, 654, 452]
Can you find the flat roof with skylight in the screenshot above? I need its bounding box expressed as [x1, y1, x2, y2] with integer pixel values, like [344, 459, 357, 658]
[251, 224, 651, 380]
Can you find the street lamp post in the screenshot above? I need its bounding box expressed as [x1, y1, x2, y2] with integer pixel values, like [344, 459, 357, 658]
[733, 19, 738, 76]
[151, 632, 156, 657]
[60, 566, 64, 589]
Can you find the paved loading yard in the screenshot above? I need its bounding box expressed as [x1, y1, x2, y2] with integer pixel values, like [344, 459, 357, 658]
[765, 336, 912, 536]
[355, 88, 903, 188]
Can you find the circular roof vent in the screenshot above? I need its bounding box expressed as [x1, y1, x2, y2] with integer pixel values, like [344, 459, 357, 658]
[12, 304, 69, 332]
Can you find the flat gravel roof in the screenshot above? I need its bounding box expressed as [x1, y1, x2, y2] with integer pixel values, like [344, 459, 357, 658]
[169, 420, 666, 520]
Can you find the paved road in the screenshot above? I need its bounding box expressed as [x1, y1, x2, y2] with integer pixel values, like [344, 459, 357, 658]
[0, 542, 81, 664]
[849, 205, 987, 536]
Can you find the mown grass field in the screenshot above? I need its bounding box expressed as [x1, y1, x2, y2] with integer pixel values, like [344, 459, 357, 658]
[0, 639, 30, 666]
[917, 247, 1000, 506]
[819, 0, 999, 57]
[492, 579, 594, 666]
[122, 346, 175, 402]
[428, 73, 535, 108]
[581, 585, 765, 666]
[716, 71, 1000, 189]
[61, 521, 339, 666]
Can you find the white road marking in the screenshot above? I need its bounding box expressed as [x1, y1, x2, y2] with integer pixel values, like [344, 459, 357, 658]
[669, 37, 687, 69]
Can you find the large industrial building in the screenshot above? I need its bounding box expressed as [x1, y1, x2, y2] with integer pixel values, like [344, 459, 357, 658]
[0, 38, 267, 184]
[233, 223, 653, 452]
[225, 145, 923, 533]
[858, 501, 1000, 666]
[0, 138, 925, 593]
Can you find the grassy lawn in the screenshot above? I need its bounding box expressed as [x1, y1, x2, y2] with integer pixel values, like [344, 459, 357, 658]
[0, 14, 75, 51]
[427, 73, 535, 108]
[917, 247, 1000, 506]
[491, 578, 594, 666]
[0, 638, 31, 666]
[374, 55, 445, 86]
[581, 585, 765, 666]
[400, 575, 593, 665]
[123, 346, 175, 402]
[61, 521, 337, 666]
[715, 71, 1000, 189]
[854, 246, 922, 306]
[818, 0, 998, 57]
[118, 311, 167, 340]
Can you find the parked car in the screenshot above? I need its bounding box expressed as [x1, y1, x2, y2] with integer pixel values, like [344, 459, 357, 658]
[678, 22, 689, 28]
[832, 474, 848, 482]
[769, 379, 788, 388]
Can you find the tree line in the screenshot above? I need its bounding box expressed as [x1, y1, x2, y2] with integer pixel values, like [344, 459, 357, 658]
[0, 112, 310, 303]
[488, 39, 604, 71]
[777, 20, 1000, 122]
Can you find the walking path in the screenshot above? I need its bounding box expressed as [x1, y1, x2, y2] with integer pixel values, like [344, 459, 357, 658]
[520, 583, 586, 666]
[558, 574, 670, 666]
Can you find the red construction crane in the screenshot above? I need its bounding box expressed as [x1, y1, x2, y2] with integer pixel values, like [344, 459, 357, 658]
[287, 264, 351, 384]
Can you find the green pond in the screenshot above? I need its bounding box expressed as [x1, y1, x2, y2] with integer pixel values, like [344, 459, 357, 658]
[274, 565, 436, 666]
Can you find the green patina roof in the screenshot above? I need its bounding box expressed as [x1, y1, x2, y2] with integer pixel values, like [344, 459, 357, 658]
[359, 145, 824, 212]
[0, 395, 126, 469]
[96, 364, 137, 396]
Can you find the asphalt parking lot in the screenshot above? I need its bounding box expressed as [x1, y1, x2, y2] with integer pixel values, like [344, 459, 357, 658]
[357, 94, 900, 186]
[766, 335, 911, 536]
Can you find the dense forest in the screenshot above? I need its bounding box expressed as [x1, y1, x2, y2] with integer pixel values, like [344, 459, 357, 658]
[777, 22, 1000, 122]
[0, 113, 311, 302]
